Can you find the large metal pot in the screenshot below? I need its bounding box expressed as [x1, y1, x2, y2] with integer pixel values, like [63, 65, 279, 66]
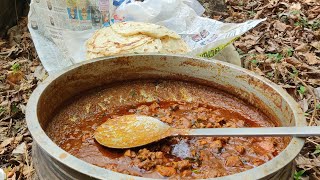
[26, 54, 305, 179]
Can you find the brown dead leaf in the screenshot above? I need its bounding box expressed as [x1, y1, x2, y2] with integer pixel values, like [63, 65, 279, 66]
[295, 43, 309, 52]
[266, 41, 279, 52]
[289, 3, 301, 11]
[254, 46, 265, 53]
[299, 98, 309, 112]
[304, 53, 320, 65]
[311, 42, 320, 50]
[296, 155, 320, 169]
[6, 71, 24, 85]
[33, 65, 47, 81]
[305, 0, 317, 3]
[12, 142, 27, 155]
[0, 137, 14, 148]
[254, 10, 263, 19]
[285, 57, 302, 65]
[274, 20, 290, 32]
[14, 135, 23, 145]
[307, 79, 320, 86]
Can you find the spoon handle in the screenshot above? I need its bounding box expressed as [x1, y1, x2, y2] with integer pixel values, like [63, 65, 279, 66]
[184, 126, 320, 137]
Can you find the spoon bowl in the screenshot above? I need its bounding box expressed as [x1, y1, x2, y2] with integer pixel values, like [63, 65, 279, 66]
[94, 115, 320, 149]
[94, 115, 174, 148]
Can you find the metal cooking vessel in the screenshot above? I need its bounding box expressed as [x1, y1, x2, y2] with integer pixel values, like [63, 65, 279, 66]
[26, 55, 305, 180]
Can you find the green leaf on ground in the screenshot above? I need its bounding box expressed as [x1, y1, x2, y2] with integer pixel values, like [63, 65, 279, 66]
[313, 145, 320, 155]
[10, 63, 21, 73]
[267, 53, 283, 63]
[294, 170, 306, 180]
[297, 86, 306, 95]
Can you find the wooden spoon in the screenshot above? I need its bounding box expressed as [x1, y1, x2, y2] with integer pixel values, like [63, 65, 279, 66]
[94, 115, 319, 149]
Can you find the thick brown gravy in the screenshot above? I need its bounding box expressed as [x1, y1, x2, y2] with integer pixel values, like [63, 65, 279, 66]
[46, 80, 289, 179]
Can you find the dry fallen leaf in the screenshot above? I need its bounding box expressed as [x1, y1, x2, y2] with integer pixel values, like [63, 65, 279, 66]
[33, 65, 47, 81]
[305, 0, 317, 3]
[0, 137, 14, 148]
[6, 71, 24, 85]
[12, 142, 27, 155]
[289, 3, 301, 11]
[307, 79, 320, 86]
[311, 42, 320, 50]
[296, 155, 320, 169]
[299, 98, 309, 112]
[295, 43, 309, 52]
[274, 20, 290, 32]
[14, 135, 23, 145]
[304, 53, 320, 65]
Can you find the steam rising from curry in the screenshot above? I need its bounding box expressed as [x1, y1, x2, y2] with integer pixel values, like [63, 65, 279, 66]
[46, 80, 289, 179]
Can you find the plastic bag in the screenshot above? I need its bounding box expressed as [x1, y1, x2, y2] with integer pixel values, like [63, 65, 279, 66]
[114, 0, 265, 58]
[28, 0, 264, 74]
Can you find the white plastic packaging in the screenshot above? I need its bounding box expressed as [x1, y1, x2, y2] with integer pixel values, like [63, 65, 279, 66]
[28, 0, 264, 73]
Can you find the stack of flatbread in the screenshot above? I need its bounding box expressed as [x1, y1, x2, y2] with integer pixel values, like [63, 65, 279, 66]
[86, 22, 190, 59]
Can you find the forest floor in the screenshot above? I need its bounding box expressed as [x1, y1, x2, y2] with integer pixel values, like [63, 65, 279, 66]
[0, 0, 319, 179]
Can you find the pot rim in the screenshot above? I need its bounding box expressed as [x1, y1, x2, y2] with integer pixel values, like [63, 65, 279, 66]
[26, 54, 305, 180]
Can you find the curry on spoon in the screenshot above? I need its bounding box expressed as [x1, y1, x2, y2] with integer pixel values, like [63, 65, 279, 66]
[94, 115, 318, 149]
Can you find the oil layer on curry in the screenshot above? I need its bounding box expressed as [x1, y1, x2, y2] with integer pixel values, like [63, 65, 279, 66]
[46, 80, 289, 179]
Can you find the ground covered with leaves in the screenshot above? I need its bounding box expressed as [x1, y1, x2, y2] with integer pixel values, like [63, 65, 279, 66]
[0, 18, 45, 179]
[0, 0, 319, 179]
[225, 1, 320, 179]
